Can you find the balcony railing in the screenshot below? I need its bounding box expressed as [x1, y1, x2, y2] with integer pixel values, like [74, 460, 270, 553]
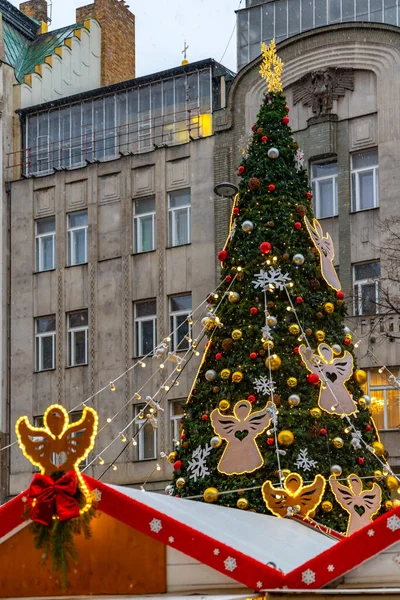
[7, 109, 212, 177]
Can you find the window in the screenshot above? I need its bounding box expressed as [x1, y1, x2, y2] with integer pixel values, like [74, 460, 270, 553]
[134, 404, 157, 460]
[311, 162, 338, 218]
[35, 316, 56, 372]
[170, 400, 184, 450]
[351, 149, 379, 211]
[168, 189, 191, 247]
[361, 369, 400, 430]
[67, 310, 88, 366]
[134, 300, 157, 356]
[67, 211, 88, 266]
[170, 294, 192, 351]
[35, 217, 56, 272]
[34, 411, 89, 469]
[353, 261, 380, 315]
[133, 198, 156, 253]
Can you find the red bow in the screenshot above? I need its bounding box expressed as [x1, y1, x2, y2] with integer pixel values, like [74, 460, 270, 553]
[28, 470, 81, 526]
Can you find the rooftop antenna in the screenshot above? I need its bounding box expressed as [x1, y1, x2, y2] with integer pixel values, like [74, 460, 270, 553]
[47, 0, 53, 25]
[181, 40, 189, 66]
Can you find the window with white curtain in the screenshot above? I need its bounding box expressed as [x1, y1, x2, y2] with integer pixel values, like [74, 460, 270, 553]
[35, 217, 56, 272]
[168, 189, 191, 247]
[67, 211, 88, 266]
[133, 198, 156, 253]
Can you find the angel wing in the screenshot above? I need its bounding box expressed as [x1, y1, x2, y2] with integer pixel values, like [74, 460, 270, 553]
[261, 481, 289, 518]
[295, 474, 326, 513]
[332, 352, 353, 380]
[292, 73, 313, 107]
[245, 401, 273, 433]
[59, 408, 97, 471]
[331, 68, 354, 98]
[210, 410, 239, 439]
[16, 417, 54, 473]
[299, 345, 321, 375]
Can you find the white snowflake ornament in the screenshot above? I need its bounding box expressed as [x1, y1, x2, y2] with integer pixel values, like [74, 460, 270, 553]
[91, 488, 102, 503]
[302, 569, 316, 585]
[253, 376, 276, 396]
[224, 557, 237, 572]
[253, 267, 292, 292]
[387, 515, 400, 532]
[187, 444, 212, 482]
[149, 518, 162, 533]
[294, 448, 318, 472]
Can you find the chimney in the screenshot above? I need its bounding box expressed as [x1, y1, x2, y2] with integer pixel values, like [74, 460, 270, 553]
[76, 0, 135, 87]
[19, 0, 48, 24]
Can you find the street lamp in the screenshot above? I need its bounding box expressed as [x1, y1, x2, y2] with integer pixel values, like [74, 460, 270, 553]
[213, 182, 238, 198]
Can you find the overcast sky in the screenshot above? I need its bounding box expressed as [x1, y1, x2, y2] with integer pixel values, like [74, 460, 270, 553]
[9, 0, 240, 75]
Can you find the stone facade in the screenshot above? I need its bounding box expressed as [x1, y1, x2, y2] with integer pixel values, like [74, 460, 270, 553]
[76, 0, 135, 87]
[19, 0, 47, 25]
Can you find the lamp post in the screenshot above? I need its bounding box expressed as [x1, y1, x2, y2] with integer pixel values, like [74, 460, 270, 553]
[213, 182, 238, 199]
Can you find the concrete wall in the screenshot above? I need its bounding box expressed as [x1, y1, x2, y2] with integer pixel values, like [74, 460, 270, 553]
[9, 136, 216, 494]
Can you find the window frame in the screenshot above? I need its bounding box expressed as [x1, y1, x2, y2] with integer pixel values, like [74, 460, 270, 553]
[134, 404, 157, 461]
[351, 149, 379, 212]
[35, 217, 56, 272]
[134, 299, 157, 357]
[35, 315, 56, 372]
[169, 294, 192, 352]
[67, 210, 88, 266]
[168, 189, 191, 247]
[353, 261, 380, 316]
[133, 198, 156, 254]
[311, 160, 338, 219]
[67, 310, 89, 367]
[170, 399, 184, 450]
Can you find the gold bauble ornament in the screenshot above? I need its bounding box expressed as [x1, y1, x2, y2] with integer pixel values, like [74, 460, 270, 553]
[277, 430, 295, 446]
[374, 469, 383, 481]
[385, 500, 394, 511]
[332, 437, 344, 449]
[220, 369, 231, 380]
[310, 407, 322, 419]
[315, 330, 326, 342]
[201, 317, 215, 331]
[210, 436, 223, 448]
[289, 323, 300, 335]
[219, 399, 230, 411]
[354, 369, 367, 385]
[168, 451, 177, 464]
[372, 441, 385, 457]
[203, 487, 219, 503]
[386, 475, 399, 491]
[393, 499, 400, 508]
[358, 397, 366, 408]
[324, 302, 335, 314]
[345, 333, 353, 342]
[330, 464, 342, 476]
[228, 291, 240, 304]
[322, 500, 333, 512]
[176, 477, 186, 490]
[232, 371, 244, 383]
[232, 329, 243, 340]
[263, 340, 274, 350]
[287, 377, 298, 387]
[266, 355, 282, 371]
[236, 497, 249, 510]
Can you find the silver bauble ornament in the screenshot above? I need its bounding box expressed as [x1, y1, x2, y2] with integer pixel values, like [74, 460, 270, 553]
[268, 147, 280, 159]
[343, 326, 351, 334]
[363, 395, 372, 407]
[205, 369, 217, 382]
[293, 253, 305, 265]
[267, 315, 278, 327]
[210, 436, 222, 448]
[228, 291, 240, 304]
[288, 394, 300, 407]
[330, 464, 342, 477]
[242, 220, 254, 233]
[165, 484, 174, 495]
[332, 343, 342, 355]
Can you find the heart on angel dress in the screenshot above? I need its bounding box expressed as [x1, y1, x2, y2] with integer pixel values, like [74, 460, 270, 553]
[354, 504, 366, 516]
[326, 372, 338, 383]
[51, 451, 68, 468]
[235, 429, 249, 441]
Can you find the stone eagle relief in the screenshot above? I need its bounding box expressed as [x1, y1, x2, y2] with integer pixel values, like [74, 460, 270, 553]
[292, 68, 354, 116]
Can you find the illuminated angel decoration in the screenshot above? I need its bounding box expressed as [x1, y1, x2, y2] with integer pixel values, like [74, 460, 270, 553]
[299, 343, 356, 415]
[304, 216, 341, 291]
[262, 472, 326, 518]
[329, 474, 381, 536]
[210, 400, 273, 475]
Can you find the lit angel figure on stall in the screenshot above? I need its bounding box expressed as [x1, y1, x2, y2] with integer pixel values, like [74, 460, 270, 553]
[299, 343, 357, 415]
[304, 216, 341, 291]
[329, 473, 382, 535]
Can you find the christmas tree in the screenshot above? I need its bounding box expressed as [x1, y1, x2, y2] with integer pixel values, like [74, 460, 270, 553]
[170, 41, 396, 535]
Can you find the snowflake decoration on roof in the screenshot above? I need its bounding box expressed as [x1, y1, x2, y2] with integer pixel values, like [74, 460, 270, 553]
[261, 324, 273, 341]
[168, 536, 175, 543]
[256, 581, 263, 589]
[91, 488, 102, 503]
[295, 149, 305, 171]
[213, 548, 220, 556]
[367, 529, 375, 537]
[253, 376, 276, 396]
[387, 515, 400, 532]
[187, 444, 212, 482]
[294, 448, 318, 472]
[301, 569, 316, 585]
[253, 267, 292, 292]
[149, 518, 162, 534]
[327, 565, 335, 572]
[224, 557, 237, 572]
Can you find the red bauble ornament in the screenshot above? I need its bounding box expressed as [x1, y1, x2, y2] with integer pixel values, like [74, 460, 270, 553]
[294, 222, 302, 230]
[233, 207, 240, 215]
[250, 307, 259, 315]
[181, 433, 186, 441]
[294, 347, 300, 354]
[260, 241, 272, 254]
[282, 116, 290, 125]
[238, 165, 245, 175]
[268, 184, 276, 192]
[306, 191, 312, 199]
[358, 457, 365, 465]
[248, 395, 256, 404]
[206, 341, 213, 349]
[285, 105, 290, 112]
[173, 460, 182, 471]
[261, 135, 268, 143]
[365, 424, 372, 431]
[307, 373, 320, 385]
[296, 297, 304, 304]
[192, 389, 197, 395]
[336, 291, 345, 300]
[218, 250, 228, 262]
[251, 124, 256, 131]
[343, 338, 351, 346]
[320, 428, 327, 436]
[250, 352, 258, 360]
[215, 353, 222, 361]
[267, 438, 275, 446]
[201, 414, 208, 421]
[225, 275, 232, 283]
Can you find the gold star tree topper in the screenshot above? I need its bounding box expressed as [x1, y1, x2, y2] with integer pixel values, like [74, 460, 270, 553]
[259, 39, 283, 93]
